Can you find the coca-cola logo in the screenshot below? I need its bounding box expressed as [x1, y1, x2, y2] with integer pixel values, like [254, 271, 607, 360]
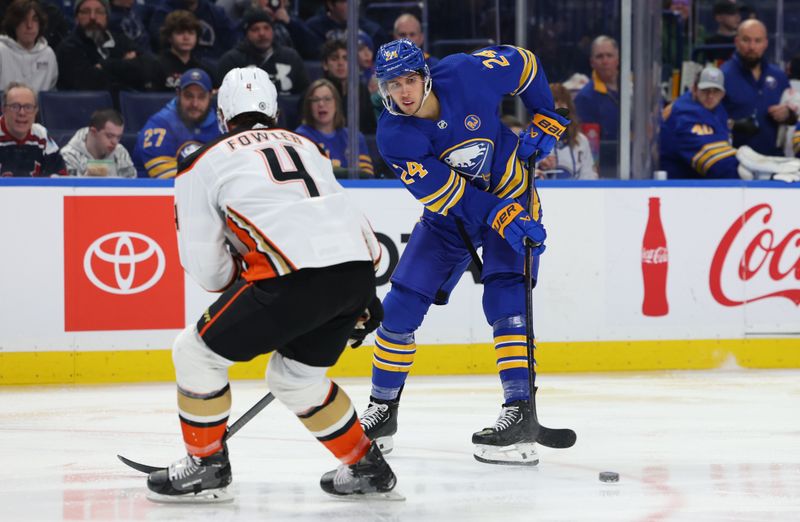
[642, 247, 668, 263]
[83, 231, 166, 295]
[710, 203, 800, 306]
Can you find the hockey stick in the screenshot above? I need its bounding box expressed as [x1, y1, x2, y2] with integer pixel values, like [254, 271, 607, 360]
[117, 391, 276, 474]
[523, 131, 576, 449]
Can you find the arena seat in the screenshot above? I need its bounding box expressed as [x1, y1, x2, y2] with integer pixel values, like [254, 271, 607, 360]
[38, 91, 114, 133]
[277, 94, 302, 130]
[304, 61, 324, 82]
[119, 91, 175, 134]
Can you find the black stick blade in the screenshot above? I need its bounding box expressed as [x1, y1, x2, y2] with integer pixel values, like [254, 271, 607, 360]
[117, 454, 164, 474]
[536, 427, 577, 449]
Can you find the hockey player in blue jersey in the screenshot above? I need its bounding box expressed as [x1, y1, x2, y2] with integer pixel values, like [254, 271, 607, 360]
[361, 39, 570, 465]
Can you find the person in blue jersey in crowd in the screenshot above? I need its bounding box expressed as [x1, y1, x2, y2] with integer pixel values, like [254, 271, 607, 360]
[721, 19, 796, 156]
[661, 66, 800, 181]
[660, 66, 739, 178]
[134, 68, 220, 178]
[295, 78, 374, 176]
[360, 39, 570, 466]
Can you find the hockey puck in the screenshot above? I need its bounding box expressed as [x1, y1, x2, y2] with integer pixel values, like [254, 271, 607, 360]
[599, 471, 619, 483]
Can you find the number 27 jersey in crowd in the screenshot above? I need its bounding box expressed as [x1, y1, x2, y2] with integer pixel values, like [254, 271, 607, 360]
[174, 125, 381, 292]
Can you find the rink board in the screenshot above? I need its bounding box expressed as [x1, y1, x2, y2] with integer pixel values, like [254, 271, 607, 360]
[1, 178, 798, 384]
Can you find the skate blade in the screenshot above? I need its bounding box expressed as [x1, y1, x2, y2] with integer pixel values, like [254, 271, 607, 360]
[146, 487, 234, 504]
[325, 488, 406, 501]
[473, 442, 539, 466]
[375, 436, 394, 455]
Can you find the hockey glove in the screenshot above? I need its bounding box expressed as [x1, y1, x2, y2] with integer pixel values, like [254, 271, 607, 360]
[517, 108, 571, 162]
[349, 294, 384, 348]
[487, 200, 547, 256]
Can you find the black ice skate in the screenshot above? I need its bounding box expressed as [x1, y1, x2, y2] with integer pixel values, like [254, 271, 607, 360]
[320, 441, 403, 500]
[146, 446, 233, 503]
[360, 396, 399, 454]
[472, 400, 539, 466]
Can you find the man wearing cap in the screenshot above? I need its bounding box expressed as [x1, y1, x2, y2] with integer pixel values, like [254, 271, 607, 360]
[216, 9, 308, 96]
[56, 0, 158, 92]
[660, 66, 738, 178]
[661, 66, 800, 181]
[703, 1, 740, 64]
[133, 68, 220, 178]
[721, 19, 796, 156]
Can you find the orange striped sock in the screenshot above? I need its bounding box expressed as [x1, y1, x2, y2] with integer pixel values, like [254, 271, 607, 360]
[297, 382, 370, 465]
[177, 384, 231, 457]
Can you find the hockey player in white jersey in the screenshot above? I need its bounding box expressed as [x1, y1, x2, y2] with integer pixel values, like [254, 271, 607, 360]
[146, 67, 397, 502]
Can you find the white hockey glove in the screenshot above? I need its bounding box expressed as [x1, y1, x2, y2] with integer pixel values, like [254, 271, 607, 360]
[736, 145, 800, 181]
[348, 295, 383, 348]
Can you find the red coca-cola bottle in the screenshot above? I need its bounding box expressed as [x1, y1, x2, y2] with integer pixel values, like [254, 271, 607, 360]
[642, 197, 669, 316]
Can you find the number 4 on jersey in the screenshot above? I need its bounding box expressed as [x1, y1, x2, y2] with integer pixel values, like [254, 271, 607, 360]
[259, 145, 320, 197]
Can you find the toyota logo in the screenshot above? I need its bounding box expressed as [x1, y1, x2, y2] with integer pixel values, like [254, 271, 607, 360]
[83, 232, 166, 295]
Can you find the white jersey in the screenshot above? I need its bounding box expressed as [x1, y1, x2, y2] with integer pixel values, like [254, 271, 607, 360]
[174, 125, 381, 292]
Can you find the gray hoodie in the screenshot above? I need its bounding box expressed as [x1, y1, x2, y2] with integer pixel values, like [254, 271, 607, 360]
[0, 35, 58, 92]
[60, 127, 136, 178]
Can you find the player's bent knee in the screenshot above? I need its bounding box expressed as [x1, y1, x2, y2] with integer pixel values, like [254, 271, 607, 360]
[266, 352, 330, 413]
[172, 325, 233, 394]
[381, 284, 432, 334]
[482, 273, 526, 325]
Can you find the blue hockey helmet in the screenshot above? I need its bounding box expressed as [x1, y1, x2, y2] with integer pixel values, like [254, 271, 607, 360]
[375, 38, 431, 116]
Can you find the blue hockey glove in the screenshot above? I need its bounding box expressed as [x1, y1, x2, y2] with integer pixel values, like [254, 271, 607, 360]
[517, 108, 571, 162]
[487, 200, 547, 256]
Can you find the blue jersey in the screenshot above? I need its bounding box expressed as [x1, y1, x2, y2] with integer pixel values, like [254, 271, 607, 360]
[721, 53, 789, 155]
[134, 98, 221, 178]
[574, 71, 620, 140]
[660, 91, 738, 179]
[294, 125, 374, 175]
[376, 45, 554, 227]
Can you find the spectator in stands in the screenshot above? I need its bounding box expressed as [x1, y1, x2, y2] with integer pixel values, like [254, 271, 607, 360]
[781, 55, 800, 157]
[537, 83, 597, 179]
[357, 31, 374, 87]
[722, 19, 796, 156]
[574, 35, 619, 141]
[703, 1, 740, 64]
[321, 38, 375, 133]
[133, 68, 220, 178]
[0, 0, 58, 92]
[660, 66, 738, 178]
[217, 9, 307, 96]
[392, 13, 437, 67]
[108, 0, 151, 55]
[0, 0, 69, 49]
[60, 108, 136, 177]
[0, 81, 66, 177]
[155, 10, 215, 90]
[148, 0, 236, 61]
[295, 78, 373, 176]
[56, 0, 159, 93]
[218, 0, 315, 57]
[306, 0, 389, 59]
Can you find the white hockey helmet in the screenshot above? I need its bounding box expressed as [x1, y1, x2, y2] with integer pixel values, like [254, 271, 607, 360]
[216, 66, 279, 132]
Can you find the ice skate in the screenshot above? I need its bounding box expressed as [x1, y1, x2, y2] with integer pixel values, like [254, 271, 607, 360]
[146, 446, 233, 503]
[320, 441, 404, 500]
[472, 400, 539, 466]
[360, 396, 399, 454]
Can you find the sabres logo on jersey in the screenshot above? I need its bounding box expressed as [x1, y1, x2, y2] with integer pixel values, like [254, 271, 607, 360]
[440, 138, 494, 182]
[464, 114, 481, 131]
